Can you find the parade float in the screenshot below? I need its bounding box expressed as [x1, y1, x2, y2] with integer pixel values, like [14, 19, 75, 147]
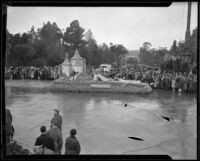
[51, 49, 152, 94]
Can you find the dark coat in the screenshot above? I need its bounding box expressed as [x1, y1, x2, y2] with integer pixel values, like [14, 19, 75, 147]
[47, 127, 63, 153]
[65, 136, 81, 155]
[51, 114, 62, 130]
[6, 109, 13, 136]
[35, 133, 56, 152]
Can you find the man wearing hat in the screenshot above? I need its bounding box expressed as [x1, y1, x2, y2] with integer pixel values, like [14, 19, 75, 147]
[51, 109, 62, 131]
[64, 129, 81, 155]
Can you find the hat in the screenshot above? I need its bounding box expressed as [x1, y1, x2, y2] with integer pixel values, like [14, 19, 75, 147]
[53, 109, 59, 113]
[70, 129, 76, 136]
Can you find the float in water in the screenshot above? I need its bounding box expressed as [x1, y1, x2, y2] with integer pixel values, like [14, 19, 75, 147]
[51, 74, 152, 94]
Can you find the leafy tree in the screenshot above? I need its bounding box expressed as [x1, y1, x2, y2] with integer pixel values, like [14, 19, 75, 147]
[5, 30, 13, 66]
[63, 20, 86, 58]
[143, 42, 152, 51]
[83, 29, 100, 66]
[126, 57, 138, 65]
[139, 42, 167, 67]
[110, 44, 128, 67]
[35, 21, 65, 66]
[98, 43, 113, 64]
[11, 44, 35, 66]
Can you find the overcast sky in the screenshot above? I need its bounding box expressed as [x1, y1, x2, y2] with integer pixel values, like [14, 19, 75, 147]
[7, 2, 198, 50]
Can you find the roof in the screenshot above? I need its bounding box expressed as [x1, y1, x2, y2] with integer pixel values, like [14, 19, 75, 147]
[71, 49, 84, 60]
[62, 52, 72, 66]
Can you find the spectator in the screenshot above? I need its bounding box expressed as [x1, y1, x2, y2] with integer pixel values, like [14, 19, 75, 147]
[6, 108, 14, 142]
[64, 129, 81, 155]
[47, 123, 63, 154]
[34, 125, 56, 153]
[51, 109, 62, 131]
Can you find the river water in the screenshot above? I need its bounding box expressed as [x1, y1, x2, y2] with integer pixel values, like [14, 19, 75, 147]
[5, 80, 197, 159]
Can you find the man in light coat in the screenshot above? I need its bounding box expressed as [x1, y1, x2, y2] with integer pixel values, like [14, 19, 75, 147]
[47, 123, 63, 154]
[51, 109, 62, 131]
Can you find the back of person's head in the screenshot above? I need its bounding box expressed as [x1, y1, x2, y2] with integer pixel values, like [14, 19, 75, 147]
[70, 129, 76, 136]
[40, 125, 46, 133]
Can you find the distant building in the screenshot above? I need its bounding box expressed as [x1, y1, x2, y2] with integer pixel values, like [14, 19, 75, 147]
[62, 53, 72, 77]
[62, 49, 86, 77]
[70, 49, 86, 74]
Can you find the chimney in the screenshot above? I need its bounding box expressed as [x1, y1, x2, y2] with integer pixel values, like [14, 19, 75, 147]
[185, 2, 192, 43]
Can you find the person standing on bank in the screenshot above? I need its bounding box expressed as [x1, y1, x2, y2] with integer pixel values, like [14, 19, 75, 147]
[6, 108, 14, 142]
[51, 109, 62, 131]
[47, 123, 63, 154]
[65, 129, 81, 155]
[34, 125, 56, 153]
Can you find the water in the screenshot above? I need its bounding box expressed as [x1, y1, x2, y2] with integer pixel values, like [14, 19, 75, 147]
[5, 80, 197, 159]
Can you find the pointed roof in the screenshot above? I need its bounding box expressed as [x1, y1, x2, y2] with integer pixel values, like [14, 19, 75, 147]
[62, 52, 72, 66]
[71, 49, 84, 60]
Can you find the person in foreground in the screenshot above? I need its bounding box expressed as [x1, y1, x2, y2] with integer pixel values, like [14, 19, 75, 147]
[47, 123, 63, 154]
[34, 125, 56, 154]
[65, 129, 81, 155]
[51, 109, 62, 131]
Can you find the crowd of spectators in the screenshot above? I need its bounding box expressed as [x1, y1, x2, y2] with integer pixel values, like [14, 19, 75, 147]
[5, 64, 197, 93]
[99, 64, 197, 93]
[5, 66, 62, 80]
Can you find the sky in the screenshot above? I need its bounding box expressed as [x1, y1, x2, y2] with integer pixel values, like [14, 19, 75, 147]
[7, 2, 198, 50]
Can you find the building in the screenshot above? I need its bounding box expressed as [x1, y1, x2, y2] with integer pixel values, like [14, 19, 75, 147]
[62, 52, 72, 77]
[70, 49, 86, 74]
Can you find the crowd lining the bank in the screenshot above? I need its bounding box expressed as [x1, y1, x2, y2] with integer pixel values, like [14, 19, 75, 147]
[5, 65, 197, 93]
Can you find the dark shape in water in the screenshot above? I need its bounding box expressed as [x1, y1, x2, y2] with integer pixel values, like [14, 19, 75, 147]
[162, 116, 170, 121]
[128, 137, 144, 141]
[125, 104, 127, 107]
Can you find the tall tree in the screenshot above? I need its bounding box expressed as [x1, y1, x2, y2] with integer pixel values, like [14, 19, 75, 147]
[5, 30, 13, 67]
[63, 20, 86, 58]
[110, 44, 128, 67]
[35, 21, 65, 66]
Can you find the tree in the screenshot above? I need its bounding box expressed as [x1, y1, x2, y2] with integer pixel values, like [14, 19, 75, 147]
[11, 44, 35, 66]
[110, 44, 128, 67]
[126, 57, 138, 65]
[143, 42, 152, 51]
[63, 20, 86, 58]
[98, 43, 113, 64]
[83, 29, 101, 66]
[35, 21, 65, 66]
[139, 42, 167, 67]
[171, 40, 177, 54]
[5, 30, 13, 67]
